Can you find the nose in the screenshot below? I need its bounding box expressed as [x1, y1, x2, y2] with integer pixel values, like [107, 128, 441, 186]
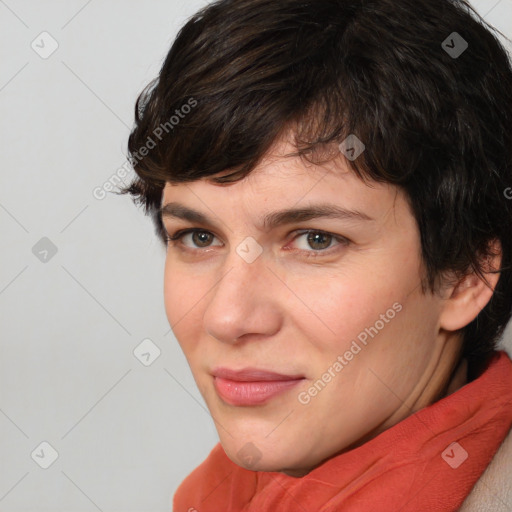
[202, 249, 282, 344]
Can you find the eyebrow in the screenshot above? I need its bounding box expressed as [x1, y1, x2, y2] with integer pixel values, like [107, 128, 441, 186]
[158, 202, 374, 231]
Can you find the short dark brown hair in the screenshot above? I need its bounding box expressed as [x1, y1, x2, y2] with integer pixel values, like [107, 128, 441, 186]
[120, 0, 512, 379]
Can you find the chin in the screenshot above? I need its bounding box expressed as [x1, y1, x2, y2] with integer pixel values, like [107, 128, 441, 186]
[225, 450, 288, 473]
[220, 437, 309, 474]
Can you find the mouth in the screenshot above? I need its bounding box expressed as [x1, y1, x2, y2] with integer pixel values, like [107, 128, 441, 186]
[212, 367, 306, 406]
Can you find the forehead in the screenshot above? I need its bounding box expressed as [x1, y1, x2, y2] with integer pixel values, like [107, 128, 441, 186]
[161, 137, 402, 222]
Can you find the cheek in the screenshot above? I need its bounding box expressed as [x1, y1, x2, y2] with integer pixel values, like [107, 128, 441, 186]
[338, 288, 440, 398]
[287, 269, 385, 348]
[286, 258, 427, 369]
[163, 264, 179, 323]
[163, 262, 204, 347]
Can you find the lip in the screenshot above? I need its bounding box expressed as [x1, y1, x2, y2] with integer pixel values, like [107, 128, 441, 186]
[212, 367, 305, 406]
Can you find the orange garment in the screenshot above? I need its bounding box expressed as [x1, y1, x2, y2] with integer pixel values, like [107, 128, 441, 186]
[173, 350, 512, 512]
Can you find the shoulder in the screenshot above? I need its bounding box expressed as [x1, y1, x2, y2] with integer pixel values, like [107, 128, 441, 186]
[460, 426, 512, 511]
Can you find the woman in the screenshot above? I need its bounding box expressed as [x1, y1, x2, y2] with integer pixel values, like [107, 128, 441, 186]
[120, 0, 512, 509]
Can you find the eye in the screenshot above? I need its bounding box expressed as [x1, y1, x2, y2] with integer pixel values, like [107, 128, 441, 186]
[165, 229, 221, 249]
[165, 228, 350, 257]
[289, 230, 349, 256]
[293, 231, 336, 251]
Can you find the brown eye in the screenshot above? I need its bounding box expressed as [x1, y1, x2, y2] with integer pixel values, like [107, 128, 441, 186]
[306, 232, 333, 251]
[191, 231, 214, 247]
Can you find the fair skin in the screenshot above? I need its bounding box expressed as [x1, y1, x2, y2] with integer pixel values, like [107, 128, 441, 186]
[161, 135, 500, 477]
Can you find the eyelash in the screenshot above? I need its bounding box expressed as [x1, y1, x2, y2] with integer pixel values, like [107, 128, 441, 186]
[164, 228, 350, 258]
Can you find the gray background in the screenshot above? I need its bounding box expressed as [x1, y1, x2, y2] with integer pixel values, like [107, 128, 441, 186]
[0, 1, 511, 511]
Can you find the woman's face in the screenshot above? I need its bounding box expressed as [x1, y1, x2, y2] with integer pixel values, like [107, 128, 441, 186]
[161, 138, 457, 475]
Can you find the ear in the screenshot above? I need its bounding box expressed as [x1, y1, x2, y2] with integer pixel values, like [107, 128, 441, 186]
[439, 239, 502, 332]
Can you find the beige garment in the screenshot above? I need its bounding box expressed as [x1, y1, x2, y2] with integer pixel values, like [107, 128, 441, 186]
[460, 426, 512, 511]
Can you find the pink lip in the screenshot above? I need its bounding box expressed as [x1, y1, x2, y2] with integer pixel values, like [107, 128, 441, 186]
[212, 367, 305, 406]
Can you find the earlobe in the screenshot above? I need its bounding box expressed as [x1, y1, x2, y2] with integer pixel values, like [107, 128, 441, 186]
[439, 240, 502, 332]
